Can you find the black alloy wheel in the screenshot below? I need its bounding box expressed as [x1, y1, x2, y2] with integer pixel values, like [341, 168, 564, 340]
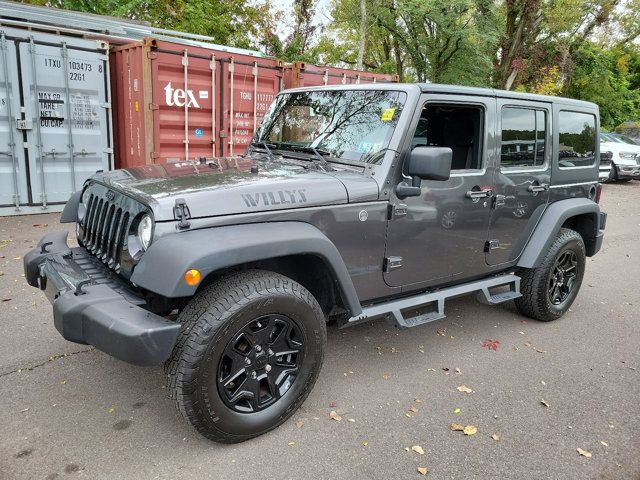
[548, 250, 578, 306]
[218, 315, 304, 413]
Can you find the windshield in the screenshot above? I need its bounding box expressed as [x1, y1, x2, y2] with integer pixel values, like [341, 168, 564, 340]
[253, 90, 407, 164]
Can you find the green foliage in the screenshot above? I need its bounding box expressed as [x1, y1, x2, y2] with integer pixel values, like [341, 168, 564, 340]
[564, 44, 640, 129]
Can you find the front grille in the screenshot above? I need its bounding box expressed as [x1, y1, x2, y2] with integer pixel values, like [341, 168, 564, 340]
[82, 192, 130, 270]
[78, 182, 149, 277]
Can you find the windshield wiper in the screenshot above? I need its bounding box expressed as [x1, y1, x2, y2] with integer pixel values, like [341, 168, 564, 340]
[276, 144, 334, 170]
[250, 141, 277, 161]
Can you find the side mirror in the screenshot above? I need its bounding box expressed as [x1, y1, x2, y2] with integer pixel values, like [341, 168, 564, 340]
[396, 146, 452, 198]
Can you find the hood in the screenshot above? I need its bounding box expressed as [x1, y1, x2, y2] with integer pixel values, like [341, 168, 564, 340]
[91, 156, 378, 221]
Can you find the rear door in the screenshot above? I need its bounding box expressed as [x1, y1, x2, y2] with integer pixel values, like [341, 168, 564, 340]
[486, 99, 552, 265]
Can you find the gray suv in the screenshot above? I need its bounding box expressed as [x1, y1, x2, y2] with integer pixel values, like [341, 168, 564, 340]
[24, 84, 607, 443]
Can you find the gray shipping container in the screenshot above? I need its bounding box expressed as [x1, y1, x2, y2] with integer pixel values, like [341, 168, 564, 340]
[0, 26, 112, 215]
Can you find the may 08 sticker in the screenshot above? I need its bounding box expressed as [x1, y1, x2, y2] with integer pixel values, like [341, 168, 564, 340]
[380, 108, 396, 122]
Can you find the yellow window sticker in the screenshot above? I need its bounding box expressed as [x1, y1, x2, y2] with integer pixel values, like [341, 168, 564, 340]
[381, 108, 396, 122]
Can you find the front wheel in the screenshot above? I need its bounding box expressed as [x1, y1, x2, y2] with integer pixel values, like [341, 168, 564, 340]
[515, 228, 586, 322]
[166, 269, 326, 443]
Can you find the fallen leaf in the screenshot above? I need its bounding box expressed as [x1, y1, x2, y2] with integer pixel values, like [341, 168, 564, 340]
[411, 445, 425, 455]
[457, 385, 473, 394]
[600, 441, 609, 447]
[362, 441, 368, 447]
[541, 380, 546, 385]
[347, 418, 355, 423]
[107, 407, 115, 414]
[287, 441, 295, 446]
[577, 448, 592, 458]
[408, 405, 418, 413]
[329, 411, 342, 422]
[491, 434, 500, 441]
[1, 298, 11, 302]
[454, 368, 462, 374]
[442, 367, 450, 372]
[436, 329, 446, 336]
[453, 408, 461, 414]
[60, 380, 67, 385]
[417, 467, 429, 476]
[536, 348, 546, 354]
[382, 373, 389, 380]
[427, 368, 436, 372]
[463, 425, 478, 436]
[12, 256, 20, 260]
[450, 423, 465, 431]
[540, 399, 550, 408]
[295, 421, 304, 428]
[405, 412, 413, 418]
[329, 402, 337, 408]
[482, 339, 500, 351]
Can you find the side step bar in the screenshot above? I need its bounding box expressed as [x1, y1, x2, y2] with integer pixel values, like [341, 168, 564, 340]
[345, 274, 521, 329]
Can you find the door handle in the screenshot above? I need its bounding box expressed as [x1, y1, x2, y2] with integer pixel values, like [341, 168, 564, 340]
[465, 188, 493, 199]
[527, 183, 549, 193]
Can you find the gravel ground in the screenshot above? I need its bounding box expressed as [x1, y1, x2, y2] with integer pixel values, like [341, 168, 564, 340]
[0, 182, 638, 480]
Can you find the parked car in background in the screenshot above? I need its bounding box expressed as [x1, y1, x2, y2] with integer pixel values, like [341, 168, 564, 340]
[600, 132, 640, 181]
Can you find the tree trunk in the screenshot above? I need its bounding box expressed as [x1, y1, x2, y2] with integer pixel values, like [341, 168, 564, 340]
[356, 0, 366, 70]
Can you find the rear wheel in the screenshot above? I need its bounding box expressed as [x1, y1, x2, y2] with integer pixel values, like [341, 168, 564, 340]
[515, 228, 586, 322]
[166, 269, 326, 443]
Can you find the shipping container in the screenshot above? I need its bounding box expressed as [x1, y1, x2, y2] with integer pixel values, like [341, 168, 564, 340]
[111, 38, 282, 168]
[0, 26, 111, 215]
[282, 61, 399, 89]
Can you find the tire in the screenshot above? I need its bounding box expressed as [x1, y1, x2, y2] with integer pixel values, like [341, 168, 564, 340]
[166, 269, 327, 443]
[515, 228, 586, 322]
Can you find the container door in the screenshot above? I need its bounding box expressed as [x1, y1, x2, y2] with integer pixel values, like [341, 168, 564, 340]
[0, 34, 28, 208]
[20, 38, 110, 205]
[221, 59, 280, 156]
[150, 50, 218, 163]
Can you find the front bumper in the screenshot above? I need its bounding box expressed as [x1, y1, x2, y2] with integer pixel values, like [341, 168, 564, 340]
[23, 232, 180, 366]
[616, 164, 640, 179]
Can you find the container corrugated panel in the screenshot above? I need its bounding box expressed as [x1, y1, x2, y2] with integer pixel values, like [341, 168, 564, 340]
[112, 38, 282, 167]
[283, 61, 399, 89]
[0, 25, 111, 213]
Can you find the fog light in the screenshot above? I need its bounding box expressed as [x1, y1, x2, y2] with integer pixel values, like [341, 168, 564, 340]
[184, 269, 201, 286]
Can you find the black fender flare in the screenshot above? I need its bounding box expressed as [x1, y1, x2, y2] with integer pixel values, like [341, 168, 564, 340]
[130, 221, 363, 316]
[60, 190, 81, 223]
[517, 198, 603, 268]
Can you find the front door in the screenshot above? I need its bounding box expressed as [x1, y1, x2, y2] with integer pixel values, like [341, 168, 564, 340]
[486, 100, 552, 265]
[384, 95, 497, 288]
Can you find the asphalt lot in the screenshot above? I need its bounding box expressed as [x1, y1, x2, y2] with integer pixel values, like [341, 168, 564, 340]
[0, 183, 638, 480]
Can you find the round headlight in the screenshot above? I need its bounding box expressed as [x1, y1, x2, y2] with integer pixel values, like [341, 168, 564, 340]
[137, 214, 153, 251]
[81, 188, 91, 205]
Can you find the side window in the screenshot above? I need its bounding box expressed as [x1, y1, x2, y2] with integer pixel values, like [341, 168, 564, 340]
[500, 107, 546, 169]
[411, 103, 484, 171]
[558, 111, 597, 168]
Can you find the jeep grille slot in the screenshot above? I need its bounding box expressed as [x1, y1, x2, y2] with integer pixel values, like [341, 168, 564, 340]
[82, 192, 131, 273]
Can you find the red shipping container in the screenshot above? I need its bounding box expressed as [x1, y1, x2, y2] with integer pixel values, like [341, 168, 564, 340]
[282, 61, 399, 89]
[111, 38, 283, 168]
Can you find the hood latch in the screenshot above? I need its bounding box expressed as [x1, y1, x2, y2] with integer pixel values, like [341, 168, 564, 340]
[173, 198, 191, 230]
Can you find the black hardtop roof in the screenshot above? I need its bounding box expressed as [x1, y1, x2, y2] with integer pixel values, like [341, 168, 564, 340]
[283, 82, 598, 110]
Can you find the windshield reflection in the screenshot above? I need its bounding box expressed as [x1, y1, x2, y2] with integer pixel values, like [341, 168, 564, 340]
[253, 90, 406, 164]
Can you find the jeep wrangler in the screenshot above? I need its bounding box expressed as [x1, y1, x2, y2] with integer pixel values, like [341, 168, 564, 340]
[24, 84, 607, 443]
